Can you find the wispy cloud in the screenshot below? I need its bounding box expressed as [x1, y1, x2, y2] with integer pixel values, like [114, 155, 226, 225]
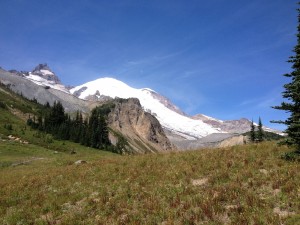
[239, 87, 283, 109]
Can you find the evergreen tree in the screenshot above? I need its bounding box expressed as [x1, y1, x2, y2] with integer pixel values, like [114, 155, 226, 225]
[272, 4, 300, 152]
[25, 100, 114, 152]
[37, 115, 43, 131]
[80, 118, 89, 146]
[99, 115, 110, 148]
[44, 101, 65, 133]
[257, 117, 264, 142]
[250, 119, 256, 142]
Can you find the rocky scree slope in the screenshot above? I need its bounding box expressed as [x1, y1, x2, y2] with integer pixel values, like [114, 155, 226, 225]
[0, 66, 90, 113]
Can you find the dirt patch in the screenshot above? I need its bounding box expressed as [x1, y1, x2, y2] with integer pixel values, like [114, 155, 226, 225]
[11, 157, 45, 167]
[273, 207, 295, 218]
[191, 178, 208, 186]
[8, 107, 33, 122]
[259, 169, 269, 175]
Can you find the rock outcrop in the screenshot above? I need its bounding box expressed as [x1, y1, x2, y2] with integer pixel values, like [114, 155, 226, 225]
[31, 63, 61, 84]
[107, 98, 174, 153]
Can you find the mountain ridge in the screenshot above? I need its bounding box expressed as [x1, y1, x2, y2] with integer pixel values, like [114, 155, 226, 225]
[69, 77, 223, 140]
[0, 64, 283, 149]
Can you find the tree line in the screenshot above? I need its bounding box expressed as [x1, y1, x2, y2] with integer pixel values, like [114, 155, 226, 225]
[27, 101, 121, 153]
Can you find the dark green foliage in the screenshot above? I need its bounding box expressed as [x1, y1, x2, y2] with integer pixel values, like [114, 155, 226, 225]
[44, 101, 50, 108]
[250, 120, 255, 142]
[31, 98, 38, 104]
[44, 101, 66, 133]
[0, 101, 6, 109]
[281, 151, 300, 161]
[27, 101, 114, 153]
[257, 117, 264, 142]
[0, 161, 12, 168]
[87, 107, 111, 149]
[95, 102, 115, 116]
[245, 131, 284, 141]
[249, 118, 264, 142]
[4, 124, 12, 131]
[115, 136, 129, 154]
[70, 111, 83, 143]
[272, 5, 300, 152]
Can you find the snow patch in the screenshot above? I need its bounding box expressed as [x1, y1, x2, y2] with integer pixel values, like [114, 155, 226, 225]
[25, 73, 69, 94]
[40, 69, 54, 76]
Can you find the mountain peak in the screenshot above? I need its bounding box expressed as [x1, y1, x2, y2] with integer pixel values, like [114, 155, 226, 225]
[30, 63, 61, 84]
[70, 77, 222, 140]
[33, 63, 51, 72]
[15, 63, 69, 93]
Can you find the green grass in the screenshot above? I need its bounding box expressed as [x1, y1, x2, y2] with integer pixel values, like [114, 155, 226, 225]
[0, 141, 299, 224]
[0, 83, 299, 224]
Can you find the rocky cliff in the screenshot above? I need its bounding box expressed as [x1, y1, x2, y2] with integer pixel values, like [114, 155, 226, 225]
[107, 98, 174, 153]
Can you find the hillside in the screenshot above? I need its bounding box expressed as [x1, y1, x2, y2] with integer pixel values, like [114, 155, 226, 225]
[0, 80, 175, 154]
[1, 139, 299, 224]
[0, 82, 299, 224]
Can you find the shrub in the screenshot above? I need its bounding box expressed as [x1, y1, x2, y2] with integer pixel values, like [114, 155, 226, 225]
[4, 124, 13, 130]
[0, 101, 6, 109]
[45, 134, 53, 143]
[281, 151, 300, 162]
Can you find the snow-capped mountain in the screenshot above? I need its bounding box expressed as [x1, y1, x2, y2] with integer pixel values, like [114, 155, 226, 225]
[70, 77, 223, 140]
[4, 63, 283, 141]
[23, 64, 69, 93]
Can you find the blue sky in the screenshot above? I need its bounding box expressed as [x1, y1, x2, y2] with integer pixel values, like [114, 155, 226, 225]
[0, 0, 298, 130]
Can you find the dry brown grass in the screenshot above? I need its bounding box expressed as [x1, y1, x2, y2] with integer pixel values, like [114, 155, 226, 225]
[0, 141, 300, 224]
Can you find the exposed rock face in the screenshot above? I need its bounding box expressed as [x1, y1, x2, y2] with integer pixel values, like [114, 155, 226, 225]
[217, 135, 248, 148]
[31, 63, 61, 84]
[73, 87, 88, 97]
[107, 98, 173, 153]
[220, 118, 254, 133]
[8, 70, 27, 77]
[192, 114, 254, 134]
[85, 93, 113, 102]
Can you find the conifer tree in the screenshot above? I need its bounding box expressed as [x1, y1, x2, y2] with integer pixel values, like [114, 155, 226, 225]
[250, 120, 256, 142]
[257, 117, 264, 142]
[273, 3, 300, 152]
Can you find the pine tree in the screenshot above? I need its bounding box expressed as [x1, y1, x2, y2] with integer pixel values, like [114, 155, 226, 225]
[250, 119, 256, 142]
[272, 4, 300, 152]
[99, 115, 110, 148]
[257, 117, 264, 142]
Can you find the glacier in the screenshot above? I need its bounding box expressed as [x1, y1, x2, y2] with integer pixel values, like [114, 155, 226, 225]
[70, 77, 223, 140]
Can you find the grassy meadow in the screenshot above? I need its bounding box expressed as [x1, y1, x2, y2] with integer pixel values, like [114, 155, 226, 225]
[0, 140, 300, 224]
[0, 86, 300, 224]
